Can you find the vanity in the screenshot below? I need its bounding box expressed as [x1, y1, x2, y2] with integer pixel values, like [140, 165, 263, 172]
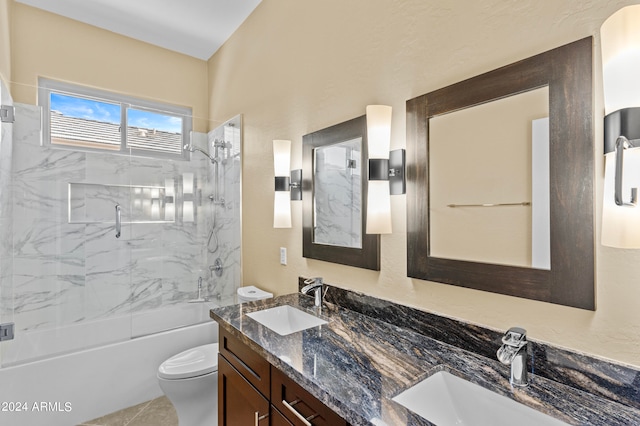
[210, 285, 640, 426]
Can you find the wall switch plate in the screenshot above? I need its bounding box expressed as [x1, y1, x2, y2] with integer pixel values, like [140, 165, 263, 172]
[280, 247, 287, 265]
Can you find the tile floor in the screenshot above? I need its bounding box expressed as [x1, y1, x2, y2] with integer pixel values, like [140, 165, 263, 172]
[78, 396, 178, 426]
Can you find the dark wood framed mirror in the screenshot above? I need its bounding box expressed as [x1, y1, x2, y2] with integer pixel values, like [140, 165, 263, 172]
[303, 115, 380, 270]
[406, 37, 595, 310]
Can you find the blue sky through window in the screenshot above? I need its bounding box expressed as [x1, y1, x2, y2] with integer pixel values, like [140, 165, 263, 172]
[51, 92, 183, 133]
[51, 92, 119, 124]
[128, 108, 182, 134]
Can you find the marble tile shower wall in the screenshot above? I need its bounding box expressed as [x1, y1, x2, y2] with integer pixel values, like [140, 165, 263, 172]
[9, 103, 240, 335]
[314, 144, 362, 247]
[0, 81, 14, 336]
[205, 122, 241, 303]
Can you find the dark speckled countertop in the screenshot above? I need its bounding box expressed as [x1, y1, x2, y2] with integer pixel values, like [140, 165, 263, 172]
[210, 293, 640, 426]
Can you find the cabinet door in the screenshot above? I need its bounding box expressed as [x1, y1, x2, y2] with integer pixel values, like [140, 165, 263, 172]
[219, 355, 269, 426]
[220, 328, 271, 397]
[271, 367, 348, 426]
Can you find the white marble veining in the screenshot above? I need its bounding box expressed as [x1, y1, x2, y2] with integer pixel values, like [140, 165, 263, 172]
[2, 103, 242, 365]
[313, 138, 362, 248]
[0, 81, 14, 362]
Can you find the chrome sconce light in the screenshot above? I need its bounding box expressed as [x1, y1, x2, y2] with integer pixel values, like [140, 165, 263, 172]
[366, 105, 406, 234]
[273, 139, 302, 228]
[601, 5, 640, 248]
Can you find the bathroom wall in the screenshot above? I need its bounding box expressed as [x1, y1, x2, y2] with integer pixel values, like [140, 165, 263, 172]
[0, 1, 244, 365]
[208, 0, 640, 367]
[9, 2, 209, 132]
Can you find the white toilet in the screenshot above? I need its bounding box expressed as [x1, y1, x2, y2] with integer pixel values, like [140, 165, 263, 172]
[158, 286, 272, 426]
[158, 343, 219, 426]
[237, 285, 273, 303]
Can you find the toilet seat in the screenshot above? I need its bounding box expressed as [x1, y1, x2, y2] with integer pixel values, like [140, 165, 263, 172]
[158, 343, 219, 380]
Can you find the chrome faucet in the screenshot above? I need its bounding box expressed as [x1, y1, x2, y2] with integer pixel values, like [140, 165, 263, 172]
[301, 277, 324, 307]
[497, 327, 529, 387]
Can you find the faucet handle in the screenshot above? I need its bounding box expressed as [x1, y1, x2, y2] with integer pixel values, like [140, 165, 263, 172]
[502, 327, 527, 347]
[303, 277, 323, 286]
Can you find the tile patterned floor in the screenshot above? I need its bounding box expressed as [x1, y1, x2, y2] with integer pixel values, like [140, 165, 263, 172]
[78, 396, 178, 426]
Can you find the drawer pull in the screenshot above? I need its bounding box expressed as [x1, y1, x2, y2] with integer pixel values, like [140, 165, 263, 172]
[282, 399, 313, 426]
[254, 411, 269, 425]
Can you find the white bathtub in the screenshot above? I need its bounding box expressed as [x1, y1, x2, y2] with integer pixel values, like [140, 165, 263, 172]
[0, 303, 219, 426]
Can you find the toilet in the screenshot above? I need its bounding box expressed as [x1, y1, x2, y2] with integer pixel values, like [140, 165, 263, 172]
[158, 343, 219, 426]
[237, 285, 273, 303]
[158, 286, 272, 425]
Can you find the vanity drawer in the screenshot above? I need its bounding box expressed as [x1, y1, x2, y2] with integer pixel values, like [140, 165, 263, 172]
[271, 406, 294, 426]
[219, 328, 271, 398]
[271, 367, 348, 426]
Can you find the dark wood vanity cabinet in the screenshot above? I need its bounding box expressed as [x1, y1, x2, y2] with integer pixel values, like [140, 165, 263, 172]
[219, 356, 270, 425]
[218, 328, 348, 426]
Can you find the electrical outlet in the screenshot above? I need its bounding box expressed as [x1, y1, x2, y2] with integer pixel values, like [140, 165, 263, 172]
[280, 247, 287, 265]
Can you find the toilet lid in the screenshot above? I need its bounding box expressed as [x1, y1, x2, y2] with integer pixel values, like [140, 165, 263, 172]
[158, 343, 219, 380]
[237, 286, 273, 301]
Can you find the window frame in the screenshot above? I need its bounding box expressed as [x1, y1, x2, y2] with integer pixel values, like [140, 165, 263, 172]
[38, 78, 192, 161]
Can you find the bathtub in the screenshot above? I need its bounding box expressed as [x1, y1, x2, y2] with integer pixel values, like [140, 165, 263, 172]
[0, 302, 219, 426]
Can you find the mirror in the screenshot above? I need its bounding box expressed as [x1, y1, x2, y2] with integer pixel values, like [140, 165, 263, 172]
[429, 86, 550, 269]
[313, 137, 363, 248]
[303, 115, 380, 270]
[406, 37, 595, 310]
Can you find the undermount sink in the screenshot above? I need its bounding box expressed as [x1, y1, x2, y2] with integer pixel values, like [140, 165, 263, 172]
[246, 305, 328, 336]
[392, 370, 567, 426]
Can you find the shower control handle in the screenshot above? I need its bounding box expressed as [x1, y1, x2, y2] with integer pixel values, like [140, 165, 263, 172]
[115, 204, 121, 238]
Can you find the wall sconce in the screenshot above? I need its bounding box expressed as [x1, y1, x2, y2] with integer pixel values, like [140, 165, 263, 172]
[273, 139, 302, 228]
[366, 105, 406, 234]
[601, 5, 640, 248]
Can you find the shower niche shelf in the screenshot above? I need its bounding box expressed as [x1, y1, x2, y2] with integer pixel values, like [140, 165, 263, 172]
[68, 181, 180, 225]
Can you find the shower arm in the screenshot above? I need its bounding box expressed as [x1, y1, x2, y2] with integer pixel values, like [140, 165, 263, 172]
[183, 144, 217, 163]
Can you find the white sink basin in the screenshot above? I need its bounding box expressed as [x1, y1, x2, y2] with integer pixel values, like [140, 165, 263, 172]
[246, 305, 328, 336]
[392, 370, 567, 426]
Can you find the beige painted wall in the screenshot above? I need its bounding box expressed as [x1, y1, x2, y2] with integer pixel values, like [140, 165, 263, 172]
[208, 0, 640, 367]
[429, 87, 548, 267]
[0, 0, 11, 86]
[10, 2, 210, 131]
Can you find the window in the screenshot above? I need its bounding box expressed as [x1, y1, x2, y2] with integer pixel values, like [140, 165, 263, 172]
[39, 78, 192, 160]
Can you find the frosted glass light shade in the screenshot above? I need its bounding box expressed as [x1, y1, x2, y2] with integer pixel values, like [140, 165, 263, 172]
[366, 105, 392, 159]
[273, 140, 291, 176]
[602, 148, 640, 247]
[183, 173, 194, 194]
[601, 5, 640, 114]
[366, 180, 392, 234]
[274, 191, 292, 228]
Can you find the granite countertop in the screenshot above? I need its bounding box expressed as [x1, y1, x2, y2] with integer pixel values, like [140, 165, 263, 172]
[210, 293, 640, 426]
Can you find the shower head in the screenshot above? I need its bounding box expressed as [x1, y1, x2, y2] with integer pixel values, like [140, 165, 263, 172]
[184, 144, 217, 163]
